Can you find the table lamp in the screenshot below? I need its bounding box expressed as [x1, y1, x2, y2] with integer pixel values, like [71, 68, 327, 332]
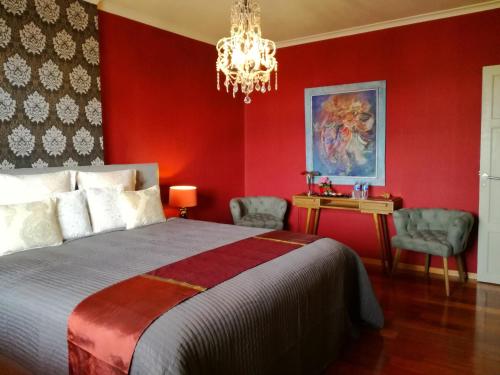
[169, 186, 197, 218]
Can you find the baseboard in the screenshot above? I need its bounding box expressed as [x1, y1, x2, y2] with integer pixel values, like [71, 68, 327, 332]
[361, 257, 478, 280]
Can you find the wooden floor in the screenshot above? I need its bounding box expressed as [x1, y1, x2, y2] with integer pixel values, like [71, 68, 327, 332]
[326, 264, 500, 375]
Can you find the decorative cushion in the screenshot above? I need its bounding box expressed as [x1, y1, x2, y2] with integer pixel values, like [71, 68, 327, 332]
[118, 185, 166, 230]
[0, 198, 63, 256]
[0, 171, 75, 205]
[236, 213, 284, 230]
[53, 190, 93, 240]
[77, 169, 137, 191]
[85, 185, 125, 234]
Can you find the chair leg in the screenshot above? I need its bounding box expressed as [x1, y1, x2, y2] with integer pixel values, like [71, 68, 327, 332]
[425, 254, 431, 275]
[443, 257, 450, 297]
[456, 254, 466, 283]
[392, 248, 402, 274]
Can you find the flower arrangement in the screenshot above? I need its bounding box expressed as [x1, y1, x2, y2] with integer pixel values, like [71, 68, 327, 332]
[318, 176, 333, 195]
[318, 176, 330, 187]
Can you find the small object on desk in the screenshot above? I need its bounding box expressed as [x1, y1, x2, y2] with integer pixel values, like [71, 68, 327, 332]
[169, 186, 197, 218]
[301, 170, 319, 196]
[381, 192, 391, 199]
[352, 183, 362, 199]
[361, 183, 369, 199]
[325, 191, 339, 196]
[318, 176, 334, 196]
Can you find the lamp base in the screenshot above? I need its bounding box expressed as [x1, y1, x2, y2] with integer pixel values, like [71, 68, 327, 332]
[179, 207, 188, 219]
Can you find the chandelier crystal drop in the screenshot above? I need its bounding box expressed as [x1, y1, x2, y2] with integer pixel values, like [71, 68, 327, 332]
[216, 0, 278, 104]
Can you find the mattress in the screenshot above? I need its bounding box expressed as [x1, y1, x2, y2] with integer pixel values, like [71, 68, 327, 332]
[0, 219, 383, 375]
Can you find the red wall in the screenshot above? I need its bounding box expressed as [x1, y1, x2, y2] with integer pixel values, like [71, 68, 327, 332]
[99, 12, 244, 223]
[99, 9, 500, 272]
[244, 9, 500, 272]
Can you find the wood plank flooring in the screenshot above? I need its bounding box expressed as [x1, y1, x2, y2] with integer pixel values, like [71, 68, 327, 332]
[326, 264, 500, 375]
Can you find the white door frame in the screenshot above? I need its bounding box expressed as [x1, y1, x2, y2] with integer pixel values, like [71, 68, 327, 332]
[478, 65, 500, 284]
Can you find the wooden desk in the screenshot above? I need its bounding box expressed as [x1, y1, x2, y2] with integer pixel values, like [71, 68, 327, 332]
[292, 194, 403, 272]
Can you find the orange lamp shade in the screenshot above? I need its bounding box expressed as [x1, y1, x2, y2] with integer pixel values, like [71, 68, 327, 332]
[169, 186, 197, 208]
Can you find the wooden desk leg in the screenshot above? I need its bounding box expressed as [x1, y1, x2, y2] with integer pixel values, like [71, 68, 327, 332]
[305, 208, 312, 234]
[380, 215, 393, 271]
[312, 209, 320, 235]
[373, 213, 388, 273]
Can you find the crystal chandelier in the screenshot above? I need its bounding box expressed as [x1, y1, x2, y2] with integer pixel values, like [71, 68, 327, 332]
[216, 0, 278, 104]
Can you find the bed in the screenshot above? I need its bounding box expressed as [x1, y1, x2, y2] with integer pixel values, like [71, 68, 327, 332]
[0, 164, 383, 375]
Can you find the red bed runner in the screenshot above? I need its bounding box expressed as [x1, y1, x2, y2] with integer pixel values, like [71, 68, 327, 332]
[68, 230, 321, 375]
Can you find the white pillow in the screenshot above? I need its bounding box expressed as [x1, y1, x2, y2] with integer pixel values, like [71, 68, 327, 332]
[0, 171, 75, 205]
[0, 198, 63, 256]
[77, 169, 137, 191]
[53, 190, 93, 240]
[86, 185, 125, 233]
[119, 185, 166, 230]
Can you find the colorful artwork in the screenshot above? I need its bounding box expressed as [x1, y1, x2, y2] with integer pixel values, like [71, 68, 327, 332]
[305, 81, 386, 186]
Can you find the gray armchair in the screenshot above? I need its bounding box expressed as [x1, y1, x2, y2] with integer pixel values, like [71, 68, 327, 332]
[230, 197, 287, 230]
[391, 208, 474, 296]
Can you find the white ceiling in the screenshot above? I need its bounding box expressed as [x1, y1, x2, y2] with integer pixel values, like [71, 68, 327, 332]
[91, 0, 500, 47]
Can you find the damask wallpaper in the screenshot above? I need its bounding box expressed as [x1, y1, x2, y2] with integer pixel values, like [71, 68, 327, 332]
[0, 0, 103, 169]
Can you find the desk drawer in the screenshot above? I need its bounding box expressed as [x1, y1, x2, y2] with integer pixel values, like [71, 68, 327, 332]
[360, 200, 394, 214]
[293, 196, 320, 208]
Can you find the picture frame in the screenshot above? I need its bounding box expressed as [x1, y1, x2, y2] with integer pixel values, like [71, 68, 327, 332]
[305, 80, 386, 186]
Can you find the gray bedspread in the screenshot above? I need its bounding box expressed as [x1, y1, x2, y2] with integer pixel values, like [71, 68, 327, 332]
[0, 219, 383, 375]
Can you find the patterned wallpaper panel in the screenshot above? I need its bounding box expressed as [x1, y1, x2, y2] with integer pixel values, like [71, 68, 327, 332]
[0, 0, 103, 169]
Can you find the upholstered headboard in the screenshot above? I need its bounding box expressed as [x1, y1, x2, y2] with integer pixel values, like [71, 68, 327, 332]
[0, 163, 159, 190]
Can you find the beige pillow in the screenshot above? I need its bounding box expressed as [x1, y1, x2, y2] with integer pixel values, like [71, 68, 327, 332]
[0, 171, 75, 205]
[52, 190, 93, 240]
[0, 198, 63, 256]
[77, 169, 137, 191]
[119, 185, 166, 229]
[86, 185, 126, 233]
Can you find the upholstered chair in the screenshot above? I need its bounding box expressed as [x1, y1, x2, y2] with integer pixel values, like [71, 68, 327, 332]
[391, 208, 474, 296]
[230, 197, 287, 230]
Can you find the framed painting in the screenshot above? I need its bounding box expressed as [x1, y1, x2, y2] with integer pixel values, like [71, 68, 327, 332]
[305, 80, 386, 186]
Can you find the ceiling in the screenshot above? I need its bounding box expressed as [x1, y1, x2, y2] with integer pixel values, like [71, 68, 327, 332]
[92, 0, 500, 47]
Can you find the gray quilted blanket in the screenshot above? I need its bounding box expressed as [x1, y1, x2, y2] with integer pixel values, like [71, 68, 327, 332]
[0, 219, 383, 375]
